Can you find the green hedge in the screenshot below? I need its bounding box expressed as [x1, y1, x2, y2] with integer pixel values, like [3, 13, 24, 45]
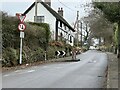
[2, 12, 72, 67]
[2, 47, 18, 67]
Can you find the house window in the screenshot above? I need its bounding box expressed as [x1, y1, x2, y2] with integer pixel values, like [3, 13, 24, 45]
[70, 36, 72, 43]
[60, 32, 63, 41]
[64, 25, 66, 30]
[34, 16, 45, 23]
[60, 32, 63, 37]
[60, 21, 62, 27]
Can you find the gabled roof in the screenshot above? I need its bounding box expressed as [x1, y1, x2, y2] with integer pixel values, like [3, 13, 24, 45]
[23, 1, 75, 32]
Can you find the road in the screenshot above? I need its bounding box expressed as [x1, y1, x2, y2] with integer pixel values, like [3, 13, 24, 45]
[2, 50, 108, 88]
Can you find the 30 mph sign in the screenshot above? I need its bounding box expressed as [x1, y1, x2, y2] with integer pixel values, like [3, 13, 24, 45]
[18, 23, 26, 31]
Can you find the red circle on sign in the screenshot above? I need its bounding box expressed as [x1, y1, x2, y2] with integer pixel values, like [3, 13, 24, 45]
[18, 23, 26, 32]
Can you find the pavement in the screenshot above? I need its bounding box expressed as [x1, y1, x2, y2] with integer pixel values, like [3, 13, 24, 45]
[106, 52, 118, 88]
[2, 50, 108, 88]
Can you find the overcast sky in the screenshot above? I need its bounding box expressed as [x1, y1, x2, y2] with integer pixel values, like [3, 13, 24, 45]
[1, 0, 92, 25]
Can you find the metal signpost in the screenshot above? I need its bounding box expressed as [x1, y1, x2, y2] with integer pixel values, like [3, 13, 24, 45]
[17, 14, 26, 64]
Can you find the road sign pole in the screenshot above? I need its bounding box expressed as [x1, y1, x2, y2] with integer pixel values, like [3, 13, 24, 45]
[17, 14, 26, 65]
[20, 34, 23, 64]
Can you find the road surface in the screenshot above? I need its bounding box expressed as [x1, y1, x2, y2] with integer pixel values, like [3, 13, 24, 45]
[2, 50, 108, 88]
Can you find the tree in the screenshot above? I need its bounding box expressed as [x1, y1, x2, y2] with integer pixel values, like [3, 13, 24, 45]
[93, 2, 120, 58]
[83, 24, 91, 43]
[82, 8, 114, 47]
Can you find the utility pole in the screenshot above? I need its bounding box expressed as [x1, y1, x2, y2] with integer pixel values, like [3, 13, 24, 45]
[76, 11, 79, 47]
[80, 22, 82, 47]
[35, 0, 47, 60]
[35, 0, 38, 22]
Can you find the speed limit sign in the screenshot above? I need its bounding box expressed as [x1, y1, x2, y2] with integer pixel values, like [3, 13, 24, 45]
[18, 23, 26, 31]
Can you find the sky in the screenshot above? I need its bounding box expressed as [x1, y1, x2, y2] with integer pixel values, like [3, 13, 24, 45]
[0, 0, 92, 25]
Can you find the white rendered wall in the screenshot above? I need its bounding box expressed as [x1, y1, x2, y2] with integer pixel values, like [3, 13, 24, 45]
[24, 3, 56, 40]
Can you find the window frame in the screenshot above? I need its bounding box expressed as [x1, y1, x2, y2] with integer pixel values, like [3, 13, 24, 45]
[34, 16, 45, 23]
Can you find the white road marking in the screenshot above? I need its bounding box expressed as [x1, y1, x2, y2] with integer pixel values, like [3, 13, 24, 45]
[3, 74, 10, 77]
[15, 70, 22, 72]
[14, 71, 28, 75]
[27, 70, 35, 73]
[88, 59, 96, 63]
[3, 69, 36, 77]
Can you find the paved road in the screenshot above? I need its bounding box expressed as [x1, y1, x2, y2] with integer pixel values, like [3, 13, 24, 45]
[2, 50, 108, 88]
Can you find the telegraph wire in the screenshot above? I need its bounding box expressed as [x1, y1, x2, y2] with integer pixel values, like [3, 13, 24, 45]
[57, 0, 75, 11]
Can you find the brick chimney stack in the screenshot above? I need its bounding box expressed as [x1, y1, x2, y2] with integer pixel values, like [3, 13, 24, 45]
[58, 7, 63, 17]
[44, 0, 51, 7]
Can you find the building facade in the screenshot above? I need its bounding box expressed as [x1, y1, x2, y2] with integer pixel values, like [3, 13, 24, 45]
[23, 0, 75, 46]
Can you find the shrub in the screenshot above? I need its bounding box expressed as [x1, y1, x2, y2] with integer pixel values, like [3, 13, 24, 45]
[2, 47, 18, 67]
[30, 48, 44, 62]
[47, 47, 56, 59]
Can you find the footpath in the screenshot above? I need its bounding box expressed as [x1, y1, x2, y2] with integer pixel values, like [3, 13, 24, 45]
[106, 52, 118, 88]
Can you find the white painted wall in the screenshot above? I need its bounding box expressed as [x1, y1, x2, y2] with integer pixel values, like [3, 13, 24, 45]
[58, 26, 74, 46]
[24, 3, 56, 40]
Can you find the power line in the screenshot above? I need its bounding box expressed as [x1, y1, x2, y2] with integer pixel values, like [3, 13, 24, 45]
[57, 0, 75, 11]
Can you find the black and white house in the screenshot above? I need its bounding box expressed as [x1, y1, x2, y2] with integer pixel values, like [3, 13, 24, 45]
[23, 0, 75, 46]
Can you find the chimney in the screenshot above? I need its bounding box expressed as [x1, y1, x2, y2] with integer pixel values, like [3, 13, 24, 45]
[58, 7, 63, 17]
[44, 0, 51, 7]
[37, 0, 42, 2]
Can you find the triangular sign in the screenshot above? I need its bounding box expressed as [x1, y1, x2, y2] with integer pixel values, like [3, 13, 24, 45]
[17, 14, 26, 22]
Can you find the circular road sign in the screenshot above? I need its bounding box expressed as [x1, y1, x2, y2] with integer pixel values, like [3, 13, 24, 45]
[18, 23, 26, 31]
